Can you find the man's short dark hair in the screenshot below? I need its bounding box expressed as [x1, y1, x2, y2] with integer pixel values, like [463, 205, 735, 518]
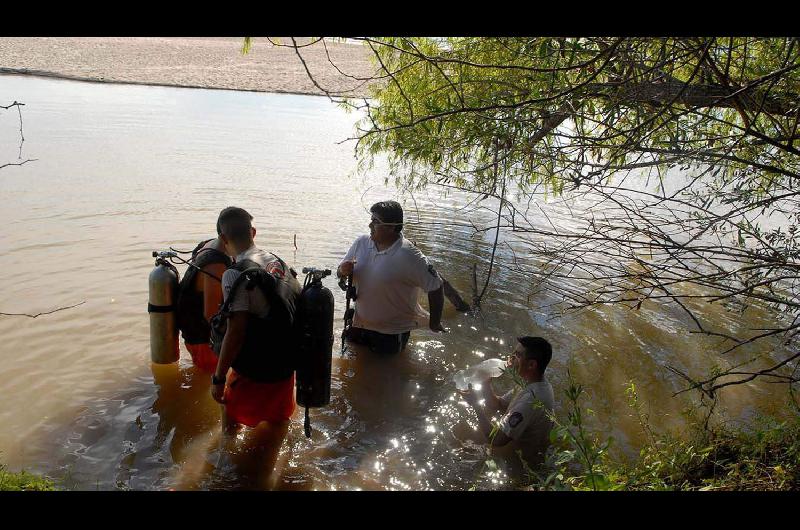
[517, 336, 552, 374]
[370, 200, 403, 233]
[217, 206, 253, 244]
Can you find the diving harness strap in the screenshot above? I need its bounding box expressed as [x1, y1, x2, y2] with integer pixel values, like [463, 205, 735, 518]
[339, 274, 355, 356]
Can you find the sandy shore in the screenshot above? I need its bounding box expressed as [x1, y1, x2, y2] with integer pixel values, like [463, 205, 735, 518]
[0, 37, 376, 97]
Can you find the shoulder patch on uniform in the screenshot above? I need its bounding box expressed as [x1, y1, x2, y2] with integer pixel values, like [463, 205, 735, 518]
[266, 259, 286, 279]
[508, 412, 523, 428]
[427, 263, 437, 277]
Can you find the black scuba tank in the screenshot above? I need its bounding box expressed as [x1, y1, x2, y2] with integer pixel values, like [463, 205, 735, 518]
[296, 267, 334, 437]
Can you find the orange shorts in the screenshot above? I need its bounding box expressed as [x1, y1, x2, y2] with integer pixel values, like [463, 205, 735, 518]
[185, 342, 219, 374]
[223, 370, 296, 427]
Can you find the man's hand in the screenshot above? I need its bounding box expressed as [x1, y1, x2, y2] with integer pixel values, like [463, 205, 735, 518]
[457, 383, 482, 408]
[338, 259, 356, 278]
[211, 382, 226, 404]
[458, 383, 508, 445]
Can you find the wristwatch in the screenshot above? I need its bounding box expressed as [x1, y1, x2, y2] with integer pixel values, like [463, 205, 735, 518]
[211, 374, 226, 386]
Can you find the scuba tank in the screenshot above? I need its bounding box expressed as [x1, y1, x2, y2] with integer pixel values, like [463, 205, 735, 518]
[148, 251, 180, 364]
[296, 267, 334, 438]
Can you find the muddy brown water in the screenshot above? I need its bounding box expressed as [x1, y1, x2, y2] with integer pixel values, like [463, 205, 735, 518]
[0, 74, 792, 490]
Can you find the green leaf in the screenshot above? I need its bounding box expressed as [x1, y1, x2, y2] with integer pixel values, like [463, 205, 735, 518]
[549, 428, 559, 444]
[554, 450, 576, 466]
[586, 472, 612, 491]
[241, 37, 252, 55]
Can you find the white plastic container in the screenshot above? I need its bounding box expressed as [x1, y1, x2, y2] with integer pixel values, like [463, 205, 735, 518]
[452, 358, 507, 390]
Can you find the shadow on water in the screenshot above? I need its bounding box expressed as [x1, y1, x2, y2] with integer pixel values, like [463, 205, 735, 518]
[23, 358, 302, 490]
[19, 360, 215, 490]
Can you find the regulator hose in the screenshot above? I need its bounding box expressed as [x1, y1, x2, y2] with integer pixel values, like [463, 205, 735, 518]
[166, 253, 224, 283]
[154, 256, 180, 282]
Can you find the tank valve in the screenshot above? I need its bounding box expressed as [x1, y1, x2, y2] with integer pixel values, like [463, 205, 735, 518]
[302, 267, 332, 280]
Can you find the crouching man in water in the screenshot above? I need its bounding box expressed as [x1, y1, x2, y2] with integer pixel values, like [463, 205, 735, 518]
[337, 200, 445, 355]
[459, 336, 556, 476]
[210, 207, 301, 482]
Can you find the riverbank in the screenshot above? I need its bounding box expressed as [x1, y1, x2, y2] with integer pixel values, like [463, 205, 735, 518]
[544, 413, 800, 491]
[0, 37, 375, 97]
[531, 376, 800, 491]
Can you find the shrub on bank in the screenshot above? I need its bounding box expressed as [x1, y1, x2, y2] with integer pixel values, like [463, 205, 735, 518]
[0, 463, 56, 491]
[532, 373, 800, 491]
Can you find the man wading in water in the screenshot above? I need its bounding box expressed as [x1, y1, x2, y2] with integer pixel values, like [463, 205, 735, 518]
[209, 207, 301, 484]
[337, 200, 446, 355]
[175, 214, 232, 374]
[458, 336, 556, 476]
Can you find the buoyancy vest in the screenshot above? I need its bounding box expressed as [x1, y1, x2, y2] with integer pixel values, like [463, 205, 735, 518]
[176, 239, 233, 345]
[210, 257, 300, 383]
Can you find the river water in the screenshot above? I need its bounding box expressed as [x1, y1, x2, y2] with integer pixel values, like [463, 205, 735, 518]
[0, 74, 792, 490]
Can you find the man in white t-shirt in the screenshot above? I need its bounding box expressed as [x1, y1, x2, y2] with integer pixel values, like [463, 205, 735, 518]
[337, 200, 445, 355]
[459, 336, 555, 469]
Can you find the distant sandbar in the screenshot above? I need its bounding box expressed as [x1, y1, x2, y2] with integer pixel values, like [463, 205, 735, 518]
[0, 37, 375, 97]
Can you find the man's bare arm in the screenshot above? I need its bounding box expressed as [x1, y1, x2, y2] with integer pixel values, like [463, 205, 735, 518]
[212, 311, 248, 403]
[202, 262, 227, 322]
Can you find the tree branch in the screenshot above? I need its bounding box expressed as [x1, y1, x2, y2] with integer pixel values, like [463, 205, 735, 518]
[0, 301, 86, 318]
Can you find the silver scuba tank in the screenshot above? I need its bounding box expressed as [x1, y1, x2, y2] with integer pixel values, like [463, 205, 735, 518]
[148, 251, 180, 364]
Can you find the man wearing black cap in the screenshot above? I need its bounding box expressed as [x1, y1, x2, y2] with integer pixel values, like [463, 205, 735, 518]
[337, 200, 445, 355]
